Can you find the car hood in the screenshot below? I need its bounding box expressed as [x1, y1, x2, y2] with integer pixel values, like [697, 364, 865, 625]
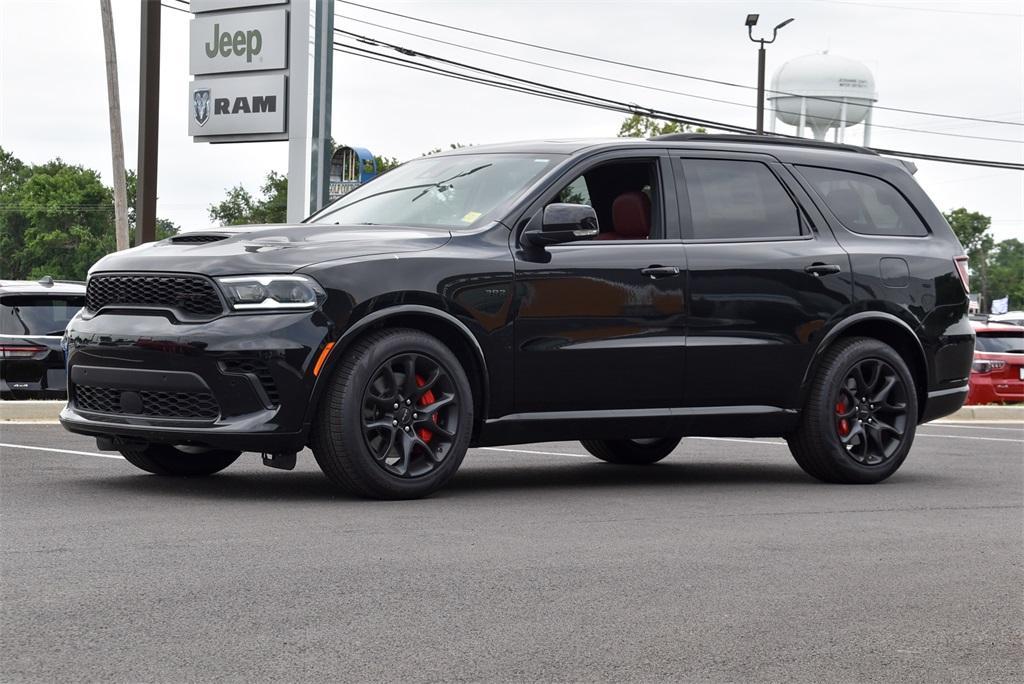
[88, 224, 452, 276]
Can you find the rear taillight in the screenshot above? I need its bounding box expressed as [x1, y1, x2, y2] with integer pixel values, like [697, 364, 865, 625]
[954, 256, 970, 294]
[0, 345, 47, 358]
[971, 359, 1007, 374]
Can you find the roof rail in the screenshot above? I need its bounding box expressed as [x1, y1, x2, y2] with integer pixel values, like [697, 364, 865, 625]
[648, 133, 878, 156]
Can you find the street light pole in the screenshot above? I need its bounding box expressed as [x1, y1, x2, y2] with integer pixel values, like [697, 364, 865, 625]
[746, 14, 794, 135]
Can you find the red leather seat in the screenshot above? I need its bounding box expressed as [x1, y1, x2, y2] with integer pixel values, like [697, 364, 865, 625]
[596, 191, 651, 240]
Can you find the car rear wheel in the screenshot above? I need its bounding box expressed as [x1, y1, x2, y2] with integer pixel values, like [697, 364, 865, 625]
[580, 437, 681, 465]
[787, 337, 917, 484]
[311, 328, 473, 500]
[118, 444, 240, 476]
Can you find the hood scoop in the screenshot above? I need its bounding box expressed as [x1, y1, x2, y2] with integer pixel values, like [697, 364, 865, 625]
[170, 233, 232, 244]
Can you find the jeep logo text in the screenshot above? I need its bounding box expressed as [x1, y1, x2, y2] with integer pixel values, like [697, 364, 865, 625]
[204, 24, 262, 63]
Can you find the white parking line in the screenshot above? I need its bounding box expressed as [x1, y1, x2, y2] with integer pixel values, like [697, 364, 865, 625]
[915, 433, 1023, 444]
[0, 443, 122, 459]
[926, 423, 1024, 433]
[480, 446, 590, 458]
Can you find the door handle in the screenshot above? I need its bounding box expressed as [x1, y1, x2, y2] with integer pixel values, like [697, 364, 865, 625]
[641, 266, 680, 279]
[804, 263, 841, 277]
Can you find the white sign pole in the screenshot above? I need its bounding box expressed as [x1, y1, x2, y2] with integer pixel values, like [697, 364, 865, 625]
[285, 0, 333, 223]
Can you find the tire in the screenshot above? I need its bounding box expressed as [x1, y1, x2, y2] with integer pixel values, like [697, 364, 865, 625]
[580, 437, 681, 465]
[118, 444, 240, 476]
[787, 337, 918, 484]
[310, 328, 473, 500]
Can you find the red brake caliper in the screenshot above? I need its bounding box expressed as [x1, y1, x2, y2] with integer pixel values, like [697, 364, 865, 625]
[415, 375, 439, 443]
[836, 399, 850, 437]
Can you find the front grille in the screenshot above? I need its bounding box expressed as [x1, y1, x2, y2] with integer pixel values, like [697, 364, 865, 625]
[75, 385, 220, 419]
[221, 358, 280, 405]
[171, 233, 230, 243]
[86, 274, 223, 319]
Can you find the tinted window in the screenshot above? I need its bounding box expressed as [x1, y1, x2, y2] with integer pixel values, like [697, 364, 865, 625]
[976, 331, 1024, 353]
[551, 160, 661, 240]
[799, 166, 928, 237]
[682, 160, 802, 240]
[0, 295, 84, 335]
[308, 153, 563, 229]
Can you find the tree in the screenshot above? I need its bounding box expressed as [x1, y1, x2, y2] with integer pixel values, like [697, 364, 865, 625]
[944, 208, 995, 306]
[0, 148, 178, 281]
[987, 238, 1024, 309]
[617, 115, 705, 138]
[208, 171, 288, 225]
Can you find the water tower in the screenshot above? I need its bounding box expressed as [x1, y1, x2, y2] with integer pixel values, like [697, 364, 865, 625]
[768, 52, 877, 145]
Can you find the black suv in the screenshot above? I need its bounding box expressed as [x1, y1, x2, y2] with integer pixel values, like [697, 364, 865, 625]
[60, 135, 974, 498]
[2, 277, 85, 399]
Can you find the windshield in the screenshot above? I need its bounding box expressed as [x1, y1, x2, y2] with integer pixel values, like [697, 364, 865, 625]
[308, 153, 564, 229]
[976, 331, 1024, 354]
[0, 295, 84, 336]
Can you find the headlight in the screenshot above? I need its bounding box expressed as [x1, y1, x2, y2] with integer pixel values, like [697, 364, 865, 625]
[216, 274, 325, 311]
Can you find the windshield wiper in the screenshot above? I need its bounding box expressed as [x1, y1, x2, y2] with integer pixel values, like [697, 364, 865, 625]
[410, 164, 493, 203]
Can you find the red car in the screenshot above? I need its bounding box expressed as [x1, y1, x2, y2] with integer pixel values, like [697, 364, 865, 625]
[966, 322, 1024, 405]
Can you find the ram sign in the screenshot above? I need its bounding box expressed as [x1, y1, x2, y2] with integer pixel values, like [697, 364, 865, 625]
[188, 74, 287, 138]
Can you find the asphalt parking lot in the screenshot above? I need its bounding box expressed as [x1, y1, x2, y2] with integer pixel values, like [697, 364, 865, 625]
[1, 421, 1021, 682]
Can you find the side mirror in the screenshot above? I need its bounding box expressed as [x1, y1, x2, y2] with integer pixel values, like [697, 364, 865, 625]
[522, 203, 599, 248]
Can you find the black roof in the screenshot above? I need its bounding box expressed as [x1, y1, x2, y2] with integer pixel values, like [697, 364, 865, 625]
[428, 134, 913, 174]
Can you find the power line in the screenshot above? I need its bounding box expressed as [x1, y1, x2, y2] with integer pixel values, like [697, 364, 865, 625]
[160, 2, 190, 15]
[338, 0, 1023, 128]
[815, 0, 1024, 18]
[337, 21, 1022, 145]
[333, 39, 1024, 170]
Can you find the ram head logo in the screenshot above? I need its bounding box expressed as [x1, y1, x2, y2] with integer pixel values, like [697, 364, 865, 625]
[192, 88, 211, 127]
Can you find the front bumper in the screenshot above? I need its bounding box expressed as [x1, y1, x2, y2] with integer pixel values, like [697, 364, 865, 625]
[59, 310, 330, 453]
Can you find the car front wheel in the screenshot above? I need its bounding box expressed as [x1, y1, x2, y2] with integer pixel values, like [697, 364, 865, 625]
[118, 444, 240, 476]
[311, 328, 473, 499]
[788, 337, 918, 484]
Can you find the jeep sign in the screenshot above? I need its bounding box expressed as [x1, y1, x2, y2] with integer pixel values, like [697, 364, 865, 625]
[189, 8, 287, 75]
[188, 74, 287, 138]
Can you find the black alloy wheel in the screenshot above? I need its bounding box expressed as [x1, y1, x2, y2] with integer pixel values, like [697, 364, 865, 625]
[833, 358, 910, 466]
[361, 352, 460, 478]
[311, 328, 473, 499]
[787, 336, 918, 484]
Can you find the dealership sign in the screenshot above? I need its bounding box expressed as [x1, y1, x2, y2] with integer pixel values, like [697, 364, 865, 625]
[189, 8, 287, 74]
[188, 0, 292, 142]
[188, 74, 286, 136]
[187, 0, 334, 222]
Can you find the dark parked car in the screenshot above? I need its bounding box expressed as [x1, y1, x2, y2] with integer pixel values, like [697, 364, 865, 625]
[60, 135, 975, 498]
[1, 277, 85, 399]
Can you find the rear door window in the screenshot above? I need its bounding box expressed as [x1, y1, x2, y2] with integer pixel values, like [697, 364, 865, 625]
[680, 159, 803, 240]
[798, 166, 928, 237]
[0, 295, 84, 335]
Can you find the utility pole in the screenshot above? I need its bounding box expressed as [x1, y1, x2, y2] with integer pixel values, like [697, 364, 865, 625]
[136, 0, 161, 245]
[745, 14, 794, 135]
[99, 0, 129, 251]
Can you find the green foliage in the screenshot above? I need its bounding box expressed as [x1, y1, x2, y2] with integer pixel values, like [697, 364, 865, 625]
[988, 238, 1024, 309]
[944, 208, 1023, 310]
[0, 148, 179, 281]
[374, 156, 401, 173]
[208, 171, 288, 225]
[617, 115, 705, 138]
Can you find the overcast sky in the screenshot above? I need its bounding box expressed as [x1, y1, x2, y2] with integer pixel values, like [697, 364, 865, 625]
[2, 0, 1022, 239]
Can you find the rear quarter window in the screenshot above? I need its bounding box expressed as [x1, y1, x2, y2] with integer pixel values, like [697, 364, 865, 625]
[799, 166, 928, 237]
